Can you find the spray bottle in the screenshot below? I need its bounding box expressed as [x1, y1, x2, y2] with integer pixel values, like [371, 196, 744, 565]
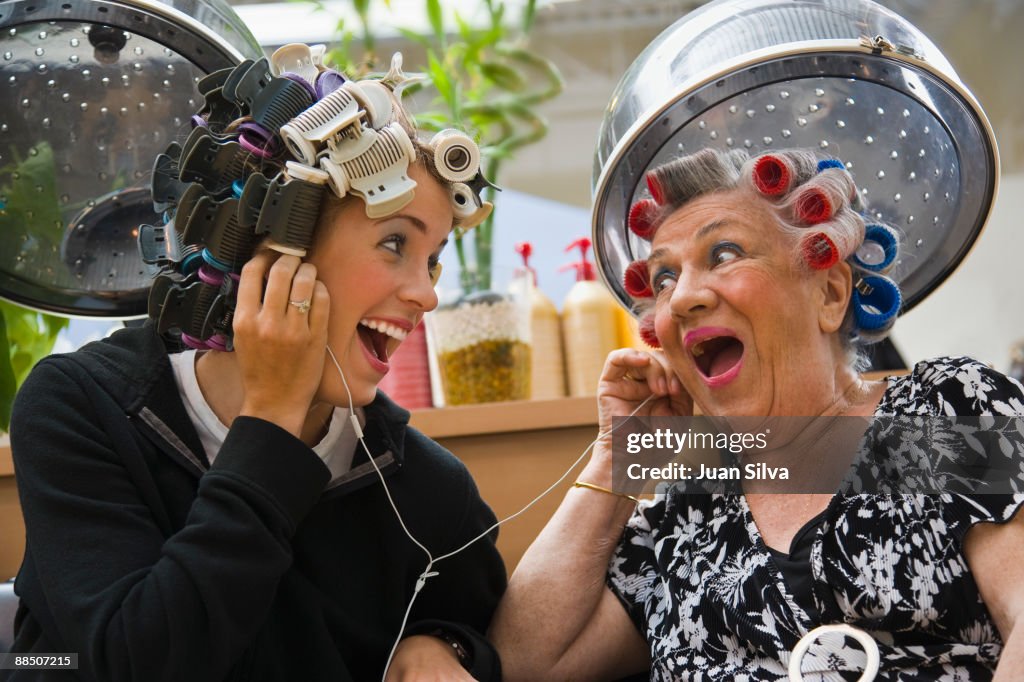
[559, 237, 620, 396]
[511, 242, 565, 400]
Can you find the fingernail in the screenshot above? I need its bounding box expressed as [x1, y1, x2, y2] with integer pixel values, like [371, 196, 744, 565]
[658, 377, 667, 394]
[671, 377, 682, 394]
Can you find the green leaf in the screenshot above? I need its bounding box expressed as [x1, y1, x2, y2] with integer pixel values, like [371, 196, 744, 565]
[479, 61, 526, 92]
[396, 27, 431, 48]
[522, 0, 537, 33]
[426, 0, 445, 45]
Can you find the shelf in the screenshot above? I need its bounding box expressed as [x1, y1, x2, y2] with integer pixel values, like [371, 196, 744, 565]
[409, 396, 599, 439]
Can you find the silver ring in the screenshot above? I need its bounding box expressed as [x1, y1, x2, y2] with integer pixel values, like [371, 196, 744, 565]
[289, 298, 311, 314]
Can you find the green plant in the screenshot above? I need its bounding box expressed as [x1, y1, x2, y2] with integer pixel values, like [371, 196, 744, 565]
[0, 302, 68, 431]
[311, 0, 563, 294]
[0, 140, 71, 431]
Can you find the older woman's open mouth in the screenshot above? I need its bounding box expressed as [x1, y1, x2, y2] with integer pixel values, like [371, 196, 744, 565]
[685, 328, 745, 387]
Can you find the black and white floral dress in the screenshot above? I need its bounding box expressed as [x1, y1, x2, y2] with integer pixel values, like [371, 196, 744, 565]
[607, 357, 1024, 680]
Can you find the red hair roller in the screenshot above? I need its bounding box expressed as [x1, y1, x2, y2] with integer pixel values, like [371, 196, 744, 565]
[623, 260, 653, 298]
[795, 187, 833, 224]
[645, 171, 665, 205]
[802, 232, 839, 270]
[628, 199, 659, 239]
[639, 314, 661, 349]
[752, 155, 791, 196]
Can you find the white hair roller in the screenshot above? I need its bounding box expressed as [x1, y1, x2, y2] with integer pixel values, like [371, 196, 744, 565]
[430, 129, 481, 183]
[319, 121, 417, 218]
[279, 83, 366, 165]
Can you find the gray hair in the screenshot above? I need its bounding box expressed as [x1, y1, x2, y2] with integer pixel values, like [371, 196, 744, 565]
[645, 147, 901, 371]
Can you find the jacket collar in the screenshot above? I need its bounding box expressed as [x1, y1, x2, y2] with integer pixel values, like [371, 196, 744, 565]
[70, 323, 412, 491]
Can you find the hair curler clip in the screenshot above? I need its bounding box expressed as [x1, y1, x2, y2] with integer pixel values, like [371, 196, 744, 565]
[348, 80, 394, 129]
[138, 220, 187, 267]
[449, 182, 492, 230]
[852, 275, 901, 332]
[319, 121, 417, 218]
[178, 130, 249, 197]
[225, 58, 314, 136]
[151, 142, 188, 213]
[155, 277, 232, 342]
[270, 43, 319, 87]
[180, 195, 260, 271]
[853, 223, 899, 273]
[279, 82, 368, 165]
[196, 67, 242, 127]
[430, 129, 481, 183]
[237, 165, 327, 256]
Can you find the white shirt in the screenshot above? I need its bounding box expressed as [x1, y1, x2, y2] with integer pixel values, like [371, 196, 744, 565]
[168, 350, 357, 481]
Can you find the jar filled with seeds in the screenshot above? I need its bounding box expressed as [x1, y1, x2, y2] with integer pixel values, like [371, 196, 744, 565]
[427, 289, 531, 405]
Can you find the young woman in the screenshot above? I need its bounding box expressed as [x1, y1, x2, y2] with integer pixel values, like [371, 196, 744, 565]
[7, 46, 505, 682]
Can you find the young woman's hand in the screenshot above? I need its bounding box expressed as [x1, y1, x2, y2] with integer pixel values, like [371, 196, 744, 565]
[385, 636, 475, 681]
[233, 250, 330, 438]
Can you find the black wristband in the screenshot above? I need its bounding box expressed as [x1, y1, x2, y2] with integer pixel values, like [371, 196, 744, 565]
[404, 619, 502, 681]
[427, 628, 473, 667]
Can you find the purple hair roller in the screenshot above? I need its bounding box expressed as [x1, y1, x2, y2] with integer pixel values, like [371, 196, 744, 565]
[315, 69, 347, 99]
[281, 72, 318, 101]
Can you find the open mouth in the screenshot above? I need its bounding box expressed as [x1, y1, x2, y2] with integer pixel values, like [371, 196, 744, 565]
[691, 336, 744, 381]
[357, 318, 409, 366]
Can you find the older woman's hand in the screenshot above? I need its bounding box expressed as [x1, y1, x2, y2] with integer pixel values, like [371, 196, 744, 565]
[598, 349, 692, 428]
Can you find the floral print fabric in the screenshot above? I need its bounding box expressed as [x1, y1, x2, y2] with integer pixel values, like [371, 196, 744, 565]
[607, 357, 1024, 680]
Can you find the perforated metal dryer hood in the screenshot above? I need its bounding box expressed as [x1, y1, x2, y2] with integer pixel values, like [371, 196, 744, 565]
[0, 0, 262, 317]
[591, 0, 999, 316]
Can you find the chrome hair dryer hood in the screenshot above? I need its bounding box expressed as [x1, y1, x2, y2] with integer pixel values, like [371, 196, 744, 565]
[0, 0, 263, 317]
[592, 0, 999, 316]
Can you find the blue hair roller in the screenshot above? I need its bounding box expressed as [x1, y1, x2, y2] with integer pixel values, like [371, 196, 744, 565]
[853, 224, 898, 272]
[852, 275, 901, 331]
[231, 179, 246, 199]
[201, 248, 233, 273]
[817, 158, 845, 172]
[181, 251, 203, 275]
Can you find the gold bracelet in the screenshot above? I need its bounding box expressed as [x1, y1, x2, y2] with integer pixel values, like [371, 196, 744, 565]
[573, 480, 639, 504]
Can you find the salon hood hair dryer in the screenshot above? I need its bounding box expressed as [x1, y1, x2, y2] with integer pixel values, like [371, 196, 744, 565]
[0, 0, 262, 317]
[591, 0, 999, 319]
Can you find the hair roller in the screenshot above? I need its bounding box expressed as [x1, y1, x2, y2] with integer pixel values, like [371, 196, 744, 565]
[852, 275, 902, 332]
[624, 260, 653, 298]
[638, 314, 661, 349]
[793, 186, 836, 224]
[752, 154, 794, 196]
[628, 199, 660, 239]
[801, 232, 839, 270]
[431, 129, 481, 183]
[816, 158, 845, 173]
[645, 170, 665, 205]
[853, 223, 899, 274]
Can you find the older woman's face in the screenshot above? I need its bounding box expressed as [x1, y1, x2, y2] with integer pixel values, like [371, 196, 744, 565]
[649, 188, 843, 416]
[306, 163, 452, 407]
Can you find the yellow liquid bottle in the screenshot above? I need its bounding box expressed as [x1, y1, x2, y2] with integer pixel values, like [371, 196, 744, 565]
[560, 238, 620, 397]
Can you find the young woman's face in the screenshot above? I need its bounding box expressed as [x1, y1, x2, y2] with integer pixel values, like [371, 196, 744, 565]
[649, 188, 845, 416]
[306, 163, 453, 407]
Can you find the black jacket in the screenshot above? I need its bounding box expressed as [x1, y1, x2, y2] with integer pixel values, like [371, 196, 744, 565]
[5, 324, 506, 681]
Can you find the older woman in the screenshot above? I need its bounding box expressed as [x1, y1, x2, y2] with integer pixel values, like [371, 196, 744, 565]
[491, 148, 1024, 680]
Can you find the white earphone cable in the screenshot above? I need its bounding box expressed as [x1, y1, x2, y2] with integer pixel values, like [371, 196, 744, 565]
[325, 345, 655, 680]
